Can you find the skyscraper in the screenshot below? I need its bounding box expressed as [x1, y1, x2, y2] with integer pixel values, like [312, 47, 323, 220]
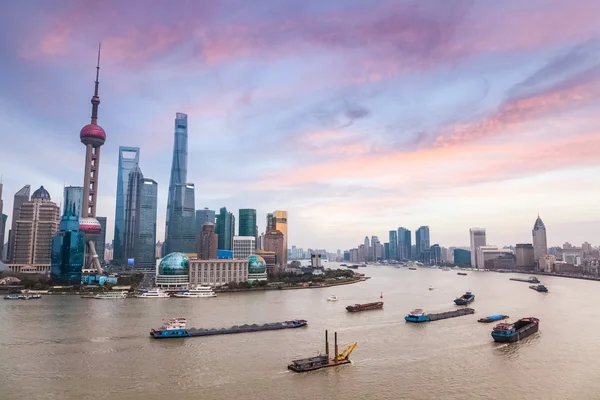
[197, 222, 218, 260]
[96, 217, 107, 264]
[266, 213, 275, 231]
[0, 183, 3, 260]
[397, 227, 412, 260]
[233, 236, 256, 260]
[389, 230, 397, 261]
[216, 207, 235, 251]
[165, 112, 188, 249]
[51, 200, 85, 283]
[124, 166, 143, 261]
[113, 146, 140, 262]
[239, 209, 257, 238]
[166, 183, 196, 254]
[196, 208, 215, 233]
[273, 210, 288, 267]
[7, 184, 30, 262]
[469, 228, 486, 268]
[0, 214, 6, 261]
[264, 230, 285, 273]
[12, 186, 60, 264]
[134, 178, 158, 269]
[415, 226, 430, 262]
[78, 45, 106, 274]
[63, 186, 84, 217]
[532, 215, 548, 270]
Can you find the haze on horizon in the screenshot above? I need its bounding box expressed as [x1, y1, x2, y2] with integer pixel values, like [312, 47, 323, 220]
[1, 0, 599, 250]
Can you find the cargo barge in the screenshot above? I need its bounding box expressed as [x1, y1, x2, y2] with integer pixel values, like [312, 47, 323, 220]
[529, 284, 548, 292]
[491, 317, 539, 343]
[346, 302, 383, 312]
[454, 291, 475, 305]
[510, 276, 540, 284]
[478, 314, 509, 323]
[457, 272, 468, 276]
[287, 330, 357, 372]
[405, 307, 475, 323]
[150, 318, 307, 338]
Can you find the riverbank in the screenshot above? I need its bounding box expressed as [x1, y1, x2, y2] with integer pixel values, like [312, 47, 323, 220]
[216, 276, 367, 293]
[496, 269, 600, 282]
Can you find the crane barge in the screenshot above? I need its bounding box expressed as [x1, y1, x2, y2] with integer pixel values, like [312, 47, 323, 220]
[287, 330, 357, 373]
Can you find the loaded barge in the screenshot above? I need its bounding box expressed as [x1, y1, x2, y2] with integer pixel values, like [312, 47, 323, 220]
[529, 284, 548, 292]
[288, 330, 357, 373]
[405, 308, 475, 323]
[491, 317, 539, 343]
[478, 314, 509, 323]
[510, 276, 540, 284]
[346, 302, 383, 312]
[150, 318, 307, 338]
[454, 291, 475, 305]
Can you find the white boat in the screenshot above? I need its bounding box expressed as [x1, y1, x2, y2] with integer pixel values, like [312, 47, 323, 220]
[89, 291, 128, 299]
[442, 267, 450, 271]
[327, 294, 339, 301]
[137, 288, 170, 298]
[429, 285, 434, 290]
[172, 286, 216, 298]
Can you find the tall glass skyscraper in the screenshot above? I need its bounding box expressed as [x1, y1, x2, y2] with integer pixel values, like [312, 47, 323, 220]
[135, 178, 158, 269]
[216, 207, 235, 251]
[124, 166, 143, 261]
[51, 204, 85, 284]
[415, 226, 430, 262]
[96, 216, 107, 264]
[165, 113, 188, 250]
[113, 146, 139, 263]
[196, 208, 216, 233]
[166, 183, 195, 254]
[238, 209, 257, 238]
[63, 186, 84, 217]
[388, 230, 398, 261]
[397, 227, 412, 260]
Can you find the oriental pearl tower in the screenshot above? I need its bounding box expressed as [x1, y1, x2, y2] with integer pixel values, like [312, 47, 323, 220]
[79, 44, 105, 274]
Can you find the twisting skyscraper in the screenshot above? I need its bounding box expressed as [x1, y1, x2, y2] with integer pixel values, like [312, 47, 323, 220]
[78, 44, 105, 274]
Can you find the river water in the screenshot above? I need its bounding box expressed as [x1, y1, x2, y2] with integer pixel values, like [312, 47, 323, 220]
[2, 264, 599, 400]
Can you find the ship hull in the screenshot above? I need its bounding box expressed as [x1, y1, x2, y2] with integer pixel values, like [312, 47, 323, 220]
[404, 315, 429, 323]
[151, 320, 307, 339]
[287, 359, 351, 373]
[454, 296, 474, 305]
[346, 302, 384, 312]
[491, 318, 539, 343]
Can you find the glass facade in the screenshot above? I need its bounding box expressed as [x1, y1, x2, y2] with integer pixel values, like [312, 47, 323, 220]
[135, 178, 158, 269]
[51, 212, 85, 284]
[165, 184, 195, 254]
[384, 242, 390, 260]
[388, 230, 397, 261]
[454, 249, 471, 266]
[397, 227, 412, 260]
[96, 216, 107, 263]
[124, 167, 143, 261]
[273, 210, 288, 267]
[216, 207, 235, 250]
[238, 209, 257, 238]
[165, 113, 188, 248]
[195, 208, 215, 233]
[63, 186, 84, 217]
[415, 226, 430, 262]
[158, 252, 189, 275]
[113, 146, 140, 263]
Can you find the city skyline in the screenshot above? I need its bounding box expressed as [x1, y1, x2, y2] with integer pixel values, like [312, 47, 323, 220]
[2, 1, 600, 250]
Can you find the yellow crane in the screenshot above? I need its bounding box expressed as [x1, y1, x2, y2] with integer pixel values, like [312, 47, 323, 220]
[334, 342, 357, 362]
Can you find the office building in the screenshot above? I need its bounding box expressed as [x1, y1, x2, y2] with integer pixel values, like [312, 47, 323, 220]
[532, 215, 548, 270]
[113, 146, 140, 262]
[453, 249, 471, 266]
[469, 228, 487, 269]
[196, 208, 215, 233]
[165, 113, 189, 249]
[397, 227, 411, 260]
[384, 243, 390, 260]
[266, 213, 275, 231]
[388, 230, 397, 261]
[166, 183, 196, 254]
[51, 200, 85, 283]
[7, 184, 30, 262]
[12, 186, 60, 265]
[63, 186, 84, 218]
[135, 178, 158, 269]
[216, 207, 235, 251]
[0, 214, 6, 261]
[272, 210, 288, 267]
[430, 244, 441, 264]
[95, 217, 107, 264]
[197, 222, 218, 260]
[515, 243, 535, 270]
[189, 258, 249, 287]
[415, 226, 430, 262]
[238, 209, 257, 239]
[264, 230, 285, 273]
[255, 249, 277, 273]
[233, 236, 255, 260]
[124, 166, 143, 262]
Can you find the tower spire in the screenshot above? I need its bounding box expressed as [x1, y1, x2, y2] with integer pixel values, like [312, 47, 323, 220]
[91, 43, 101, 125]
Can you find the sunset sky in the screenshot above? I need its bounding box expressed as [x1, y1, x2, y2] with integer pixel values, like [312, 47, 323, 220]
[1, 0, 600, 250]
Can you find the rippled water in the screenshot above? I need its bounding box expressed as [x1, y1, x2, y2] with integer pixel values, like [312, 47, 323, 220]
[2, 265, 600, 400]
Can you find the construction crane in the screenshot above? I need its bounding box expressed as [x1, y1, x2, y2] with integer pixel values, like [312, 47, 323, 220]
[335, 342, 357, 362]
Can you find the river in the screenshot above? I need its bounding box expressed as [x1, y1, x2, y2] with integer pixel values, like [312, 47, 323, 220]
[1, 264, 599, 400]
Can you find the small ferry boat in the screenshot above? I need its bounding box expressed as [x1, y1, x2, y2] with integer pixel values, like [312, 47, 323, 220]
[3, 294, 42, 300]
[83, 291, 128, 299]
[346, 301, 383, 312]
[340, 264, 347, 267]
[491, 317, 539, 343]
[288, 330, 356, 373]
[172, 286, 216, 298]
[138, 288, 170, 298]
[429, 284, 434, 290]
[4, 294, 21, 300]
[347, 265, 359, 269]
[408, 267, 417, 270]
[457, 272, 468, 276]
[150, 318, 307, 338]
[510, 276, 540, 284]
[478, 314, 509, 323]
[454, 291, 475, 305]
[529, 284, 548, 292]
[405, 309, 429, 323]
[327, 295, 339, 301]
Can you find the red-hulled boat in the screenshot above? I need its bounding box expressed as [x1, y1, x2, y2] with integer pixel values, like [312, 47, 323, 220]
[346, 302, 384, 312]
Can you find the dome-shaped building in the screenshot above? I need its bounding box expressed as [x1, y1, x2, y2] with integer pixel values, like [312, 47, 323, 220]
[31, 186, 51, 201]
[247, 254, 268, 282]
[155, 252, 190, 289]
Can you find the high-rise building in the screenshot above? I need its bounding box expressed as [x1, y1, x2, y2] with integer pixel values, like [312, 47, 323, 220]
[415, 226, 430, 262]
[7, 184, 30, 262]
[165, 112, 189, 249]
[12, 186, 60, 265]
[196, 208, 215, 233]
[384, 242, 390, 260]
[124, 166, 143, 261]
[397, 228, 411, 260]
[0, 183, 3, 261]
[166, 183, 196, 254]
[453, 249, 471, 266]
[469, 228, 487, 269]
[264, 230, 285, 273]
[388, 231, 397, 261]
[273, 210, 288, 267]
[216, 207, 235, 251]
[197, 222, 218, 260]
[233, 236, 256, 260]
[238, 209, 257, 238]
[515, 243, 535, 270]
[96, 217, 107, 264]
[266, 213, 275, 231]
[134, 178, 158, 269]
[371, 236, 382, 261]
[51, 201, 85, 283]
[430, 244, 441, 264]
[113, 146, 140, 262]
[63, 186, 84, 217]
[532, 215, 548, 270]
[77, 45, 106, 274]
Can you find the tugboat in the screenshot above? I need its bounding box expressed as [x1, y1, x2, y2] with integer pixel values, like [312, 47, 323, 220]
[457, 272, 468, 276]
[491, 317, 539, 342]
[346, 302, 383, 312]
[408, 267, 417, 270]
[454, 291, 475, 305]
[405, 309, 429, 323]
[478, 314, 509, 323]
[287, 330, 357, 373]
[529, 284, 548, 292]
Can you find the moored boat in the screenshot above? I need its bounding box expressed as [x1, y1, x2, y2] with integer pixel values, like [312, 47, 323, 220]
[4, 294, 21, 300]
[150, 318, 308, 338]
[405, 309, 429, 323]
[529, 284, 548, 292]
[82, 291, 128, 299]
[137, 288, 170, 298]
[287, 330, 356, 373]
[454, 291, 475, 305]
[172, 286, 216, 298]
[510, 276, 540, 284]
[491, 317, 539, 342]
[346, 301, 383, 312]
[478, 314, 509, 323]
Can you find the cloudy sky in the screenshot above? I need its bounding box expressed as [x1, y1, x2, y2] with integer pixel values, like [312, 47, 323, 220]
[1, 0, 600, 251]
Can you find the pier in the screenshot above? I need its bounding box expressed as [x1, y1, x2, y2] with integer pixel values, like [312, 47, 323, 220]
[427, 308, 475, 321]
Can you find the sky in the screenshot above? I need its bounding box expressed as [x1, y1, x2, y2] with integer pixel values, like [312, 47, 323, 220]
[1, 0, 600, 251]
